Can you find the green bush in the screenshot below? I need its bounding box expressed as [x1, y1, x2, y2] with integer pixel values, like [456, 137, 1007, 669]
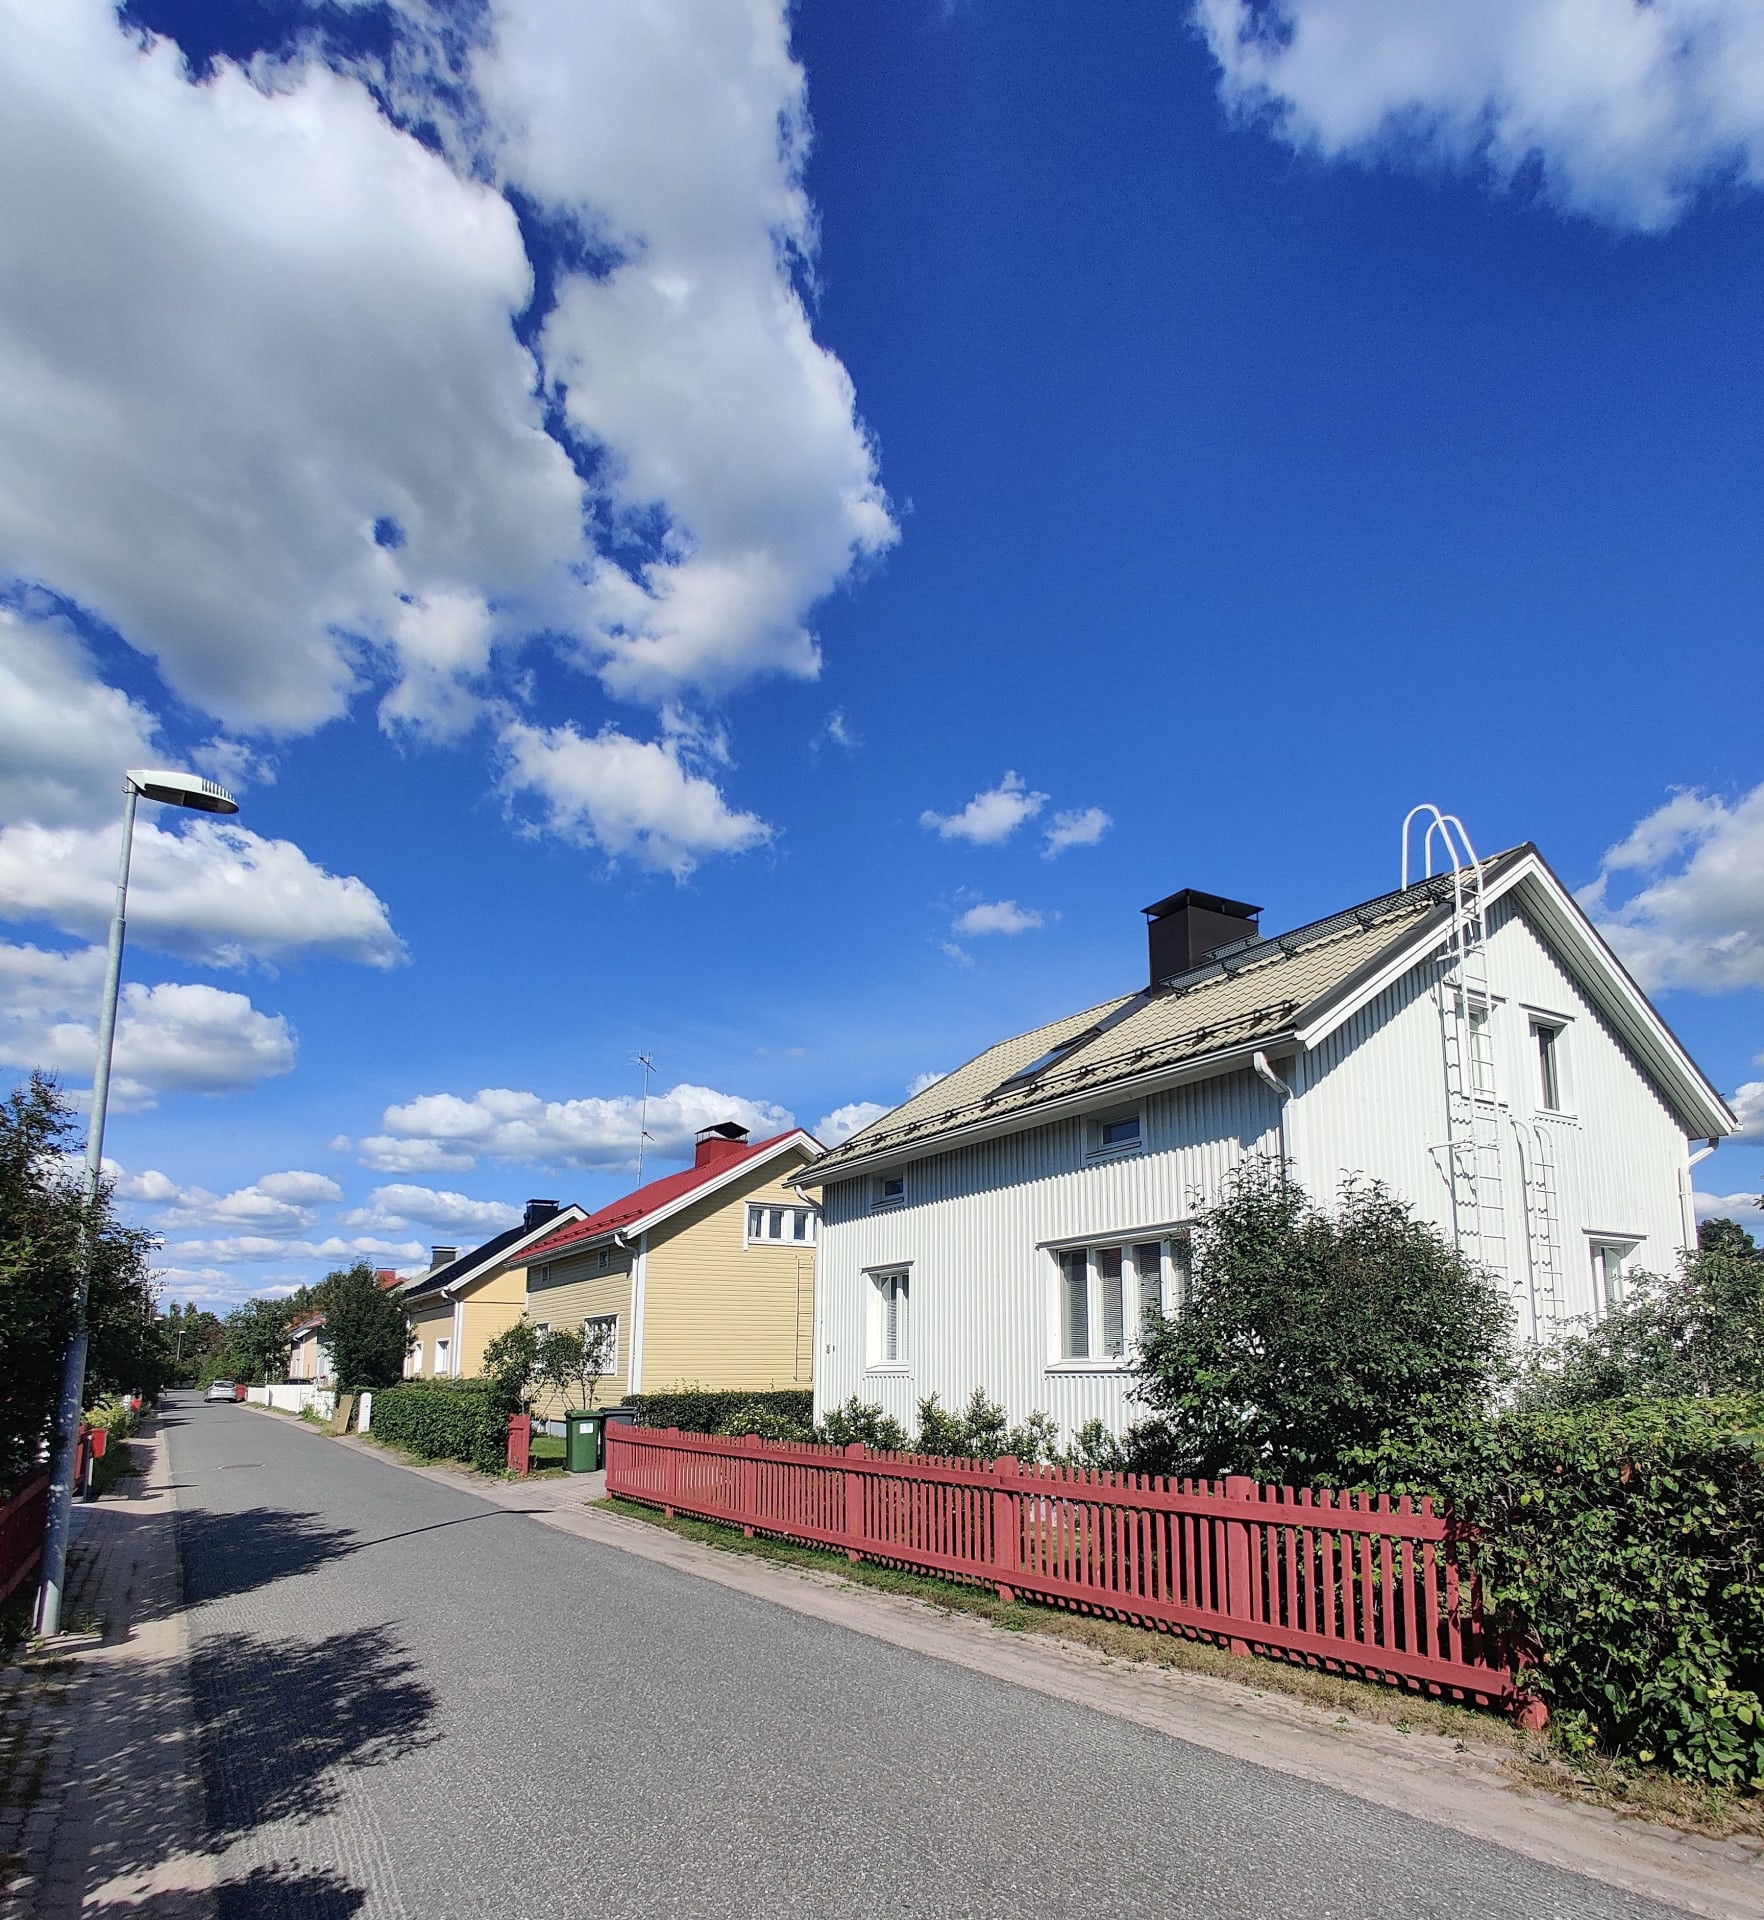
[812, 1397, 908, 1452]
[717, 1400, 813, 1443]
[369, 1381, 508, 1475]
[914, 1389, 1060, 1463]
[1449, 1395, 1764, 1788]
[626, 1387, 814, 1434]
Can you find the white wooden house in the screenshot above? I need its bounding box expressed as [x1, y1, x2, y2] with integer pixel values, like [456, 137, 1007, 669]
[797, 821, 1736, 1442]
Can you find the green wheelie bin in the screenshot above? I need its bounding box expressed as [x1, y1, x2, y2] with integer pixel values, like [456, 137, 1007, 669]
[564, 1407, 601, 1473]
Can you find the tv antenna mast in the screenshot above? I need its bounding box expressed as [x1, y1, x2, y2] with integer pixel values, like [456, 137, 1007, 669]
[633, 1051, 656, 1183]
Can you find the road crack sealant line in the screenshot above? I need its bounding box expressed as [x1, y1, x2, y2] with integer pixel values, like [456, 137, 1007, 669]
[314, 1421, 1763, 1920]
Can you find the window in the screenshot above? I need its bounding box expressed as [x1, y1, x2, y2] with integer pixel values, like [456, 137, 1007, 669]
[533, 1323, 550, 1339]
[595, 1248, 611, 1272]
[583, 1313, 618, 1374]
[748, 1204, 816, 1243]
[1591, 1241, 1635, 1315]
[1467, 1002, 1496, 1097]
[871, 1174, 905, 1212]
[1088, 1110, 1143, 1160]
[1055, 1240, 1168, 1362]
[434, 1336, 451, 1377]
[869, 1270, 909, 1368]
[409, 1342, 422, 1377]
[1531, 1020, 1565, 1112]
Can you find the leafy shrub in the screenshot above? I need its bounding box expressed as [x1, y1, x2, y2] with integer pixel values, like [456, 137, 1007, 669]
[717, 1401, 813, 1443]
[626, 1387, 814, 1434]
[1130, 1160, 1512, 1485]
[1518, 1218, 1764, 1412]
[369, 1381, 508, 1475]
[813, 1397, 908, 1452]
[1449, 1395, 1764, 1787]
[316, 1262, 409, 1392]
[914, 1389, 1060, 1463]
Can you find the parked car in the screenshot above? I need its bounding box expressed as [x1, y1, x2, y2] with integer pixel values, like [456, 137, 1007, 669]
[204, 1379, 236, 1403]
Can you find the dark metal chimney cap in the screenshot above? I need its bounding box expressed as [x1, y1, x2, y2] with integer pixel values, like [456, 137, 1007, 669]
[523, 1198, 561, 1231]
[1142, 887, 1262, 923]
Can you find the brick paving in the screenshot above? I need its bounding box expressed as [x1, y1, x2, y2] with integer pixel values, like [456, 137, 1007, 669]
[0, 1420, 213, 1920]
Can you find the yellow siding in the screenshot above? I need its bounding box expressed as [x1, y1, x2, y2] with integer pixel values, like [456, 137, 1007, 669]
[456, 1260, 530, 1378]
[639, 1154, 816, 1394]
[526, 1254, 634, 1416]
[403, 1297, 454, 1378]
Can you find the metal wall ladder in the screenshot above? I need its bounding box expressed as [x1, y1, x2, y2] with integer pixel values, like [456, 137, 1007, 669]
[1402, 807, 1517, 1321]
[1510, 1117, 1564, 1343]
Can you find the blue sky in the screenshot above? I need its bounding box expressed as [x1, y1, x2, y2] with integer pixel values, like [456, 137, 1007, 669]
[2, 0, 1761, 1306]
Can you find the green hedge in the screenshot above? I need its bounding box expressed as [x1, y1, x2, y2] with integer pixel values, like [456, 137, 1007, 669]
[623, 1388, 814, 1435]
[1457, 1395, 1764, 1787]
[369, 1381, 509, 1476]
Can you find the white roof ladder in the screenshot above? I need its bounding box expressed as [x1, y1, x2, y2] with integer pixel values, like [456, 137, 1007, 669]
[1401, 807, 1522, 1326]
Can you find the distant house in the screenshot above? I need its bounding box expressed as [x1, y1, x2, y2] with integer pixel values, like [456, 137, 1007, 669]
[286, 1314, 330, 1384]
[515, 1122, 823, 1407]
[401, 1200, 587, 1380]
[797, 832, 1736, 1443]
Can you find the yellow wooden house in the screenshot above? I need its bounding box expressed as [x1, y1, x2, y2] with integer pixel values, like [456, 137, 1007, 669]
[514, 1122, 822, 1409]
[400, 1200, 587, 1379]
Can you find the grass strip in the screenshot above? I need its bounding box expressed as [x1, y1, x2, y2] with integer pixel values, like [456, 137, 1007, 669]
[599, 1494, 1764, 1844]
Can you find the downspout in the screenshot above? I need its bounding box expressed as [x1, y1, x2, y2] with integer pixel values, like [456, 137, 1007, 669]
[1253, 1050, 1293, 1169]
[627, 1231, 647, 1397]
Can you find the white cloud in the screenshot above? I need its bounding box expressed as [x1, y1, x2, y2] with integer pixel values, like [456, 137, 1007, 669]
[920, 772, 1048, 847]
[1727, 1080, 1764, 1144]
[1043, 806, 1111, 857]
[0, 0, 892, 772]
[1195, 0, 1764, 232]
[1579, 783, 1764, 992]
[0, 817, 405, 969]
[0, 940, 295, 1106]
[815, 1100, 888, 1146]
[939, 940, 975, 969]
[145, 1170, 340, 1236]
[255, 1170, 344, 1205]
[468, 0, 896, 700]
[906, 1069, 948, 1097]
[498, 718, 770, 878]
[954, 899, 1044, 937]
[1694, 1189, 1763, 1226]
[362, 1080, 794, 1173]
[166, 1234, 425, 1265]
[337, 1183, 523, 1234]
[0, 0, 586, 736]
[0, 610, 160, 828]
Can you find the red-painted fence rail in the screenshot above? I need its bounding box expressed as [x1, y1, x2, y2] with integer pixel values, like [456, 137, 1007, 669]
[606, 1425, 1536, 1717]
[0, 1471, 51, 1609]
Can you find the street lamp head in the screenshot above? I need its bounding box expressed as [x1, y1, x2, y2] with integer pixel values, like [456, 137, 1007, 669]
[124, 768, 239, 815]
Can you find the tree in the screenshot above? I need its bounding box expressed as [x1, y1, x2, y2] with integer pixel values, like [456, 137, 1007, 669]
[1130, 1159, 1513, 1487]
[1517, 1214, 1764, 1411]
[211, 1297, 297, 1385]
[482, 1320, 542, 1417]
[0, 1074, 162, 1494]
[535, 1323, 615, 1412]
[315, 1262, 408, 1392]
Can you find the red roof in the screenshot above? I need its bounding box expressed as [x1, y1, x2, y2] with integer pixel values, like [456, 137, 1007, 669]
[521, 1130, 805, 1263]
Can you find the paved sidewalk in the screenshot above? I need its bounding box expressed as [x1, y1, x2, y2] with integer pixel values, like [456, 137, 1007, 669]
[0, 1419, 214, 1920]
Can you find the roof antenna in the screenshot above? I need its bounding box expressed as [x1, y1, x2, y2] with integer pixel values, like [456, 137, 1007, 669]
[633, 1051, 656, 1184]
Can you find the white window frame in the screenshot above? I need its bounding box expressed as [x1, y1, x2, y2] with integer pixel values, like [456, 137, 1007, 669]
[1085, 1107, 1145, 1163]
[746, 1202, 817, 1246]
[1525, 1010, 1573, 1116]
[865, 1266, 910, 1371]
[434, 1335, 451, 1378]
[1048, 1236, 1172, 1368]
[408, 1341, 422, 1378]
[870, 1173, 906, 1213]
[583, 1313, 618, 1376]
[1588, 1237, 1638, 1317]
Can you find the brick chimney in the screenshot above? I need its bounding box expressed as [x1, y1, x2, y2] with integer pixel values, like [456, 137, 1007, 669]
[694, 1121, 750, 1169]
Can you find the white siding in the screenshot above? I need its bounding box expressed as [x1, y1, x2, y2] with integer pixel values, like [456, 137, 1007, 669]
[1288, 895, 1693, 1337]
[814, 1070, 1283, 1442]
[817, 894, 1702, 1441]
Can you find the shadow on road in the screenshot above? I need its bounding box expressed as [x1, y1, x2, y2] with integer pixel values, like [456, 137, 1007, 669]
[193, 1621, 439, 1838]
[215, 1861, 369, 1919]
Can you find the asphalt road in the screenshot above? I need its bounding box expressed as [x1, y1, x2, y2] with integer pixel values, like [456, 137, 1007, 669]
[164, 1395, 1684, 1920]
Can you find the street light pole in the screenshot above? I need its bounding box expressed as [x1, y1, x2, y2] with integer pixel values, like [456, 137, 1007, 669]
[36, 768, 237, 1639]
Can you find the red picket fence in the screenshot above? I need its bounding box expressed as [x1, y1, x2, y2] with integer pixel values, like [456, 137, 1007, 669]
[0, 1472, 51, 1610]
[606, 1425, 1538, 1719]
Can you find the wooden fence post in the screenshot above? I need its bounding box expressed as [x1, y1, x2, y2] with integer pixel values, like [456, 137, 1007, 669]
[506, 1414, 531, 1477]
[1223, 1474, 1257, 1656]
[664, 1426, 681, 1518]
[843, 1442, 865, 1563]
[741, 1431, 759, 1537]
[991, 1454, 1019, 1603]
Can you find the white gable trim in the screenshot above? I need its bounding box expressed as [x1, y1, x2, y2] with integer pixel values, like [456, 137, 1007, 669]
[1295, 849, 1733, 1141]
